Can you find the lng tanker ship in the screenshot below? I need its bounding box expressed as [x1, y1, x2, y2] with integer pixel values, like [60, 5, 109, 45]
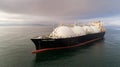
[31, 21, 105, 54]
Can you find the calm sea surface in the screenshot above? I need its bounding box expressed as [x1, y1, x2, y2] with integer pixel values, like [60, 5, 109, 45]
[0, 25, 120, 67]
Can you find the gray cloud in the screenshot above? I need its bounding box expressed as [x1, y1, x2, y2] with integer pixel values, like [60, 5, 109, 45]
[0, 0, 120, 19]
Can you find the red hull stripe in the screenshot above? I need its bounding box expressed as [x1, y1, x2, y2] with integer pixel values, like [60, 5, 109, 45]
[32, 37, 102, 54]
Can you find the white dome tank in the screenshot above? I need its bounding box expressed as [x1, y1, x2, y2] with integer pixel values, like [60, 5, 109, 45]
[71, 26, 86, 36]
[90, 26, 100, 33]
[49, 26, 75, 38]
[82, 26, 94, 34]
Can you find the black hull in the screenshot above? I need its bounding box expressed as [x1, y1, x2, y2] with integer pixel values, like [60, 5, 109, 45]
[31, 32, 105, 51]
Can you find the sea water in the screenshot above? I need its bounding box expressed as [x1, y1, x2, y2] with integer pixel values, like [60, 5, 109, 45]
[0, 25, 120, 67]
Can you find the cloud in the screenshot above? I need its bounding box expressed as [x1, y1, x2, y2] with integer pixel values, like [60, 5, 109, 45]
[0, 10, 61, 23]
[0, 10, 120, 26]
[76, 15, 120, 26]
[0, 0, 120, 24]
[0, 0, 120, 17]
[101, 16, 120, 26]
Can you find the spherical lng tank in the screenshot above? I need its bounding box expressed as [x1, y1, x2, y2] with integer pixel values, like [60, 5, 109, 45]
[82, 26, 95, 34]
[71, 26, 86, 36]
[49, 26, 75, 38]
[90, 26, 100, 33]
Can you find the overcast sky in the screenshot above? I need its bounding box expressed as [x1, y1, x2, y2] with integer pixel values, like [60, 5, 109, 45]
[0, 0, 120, 25]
